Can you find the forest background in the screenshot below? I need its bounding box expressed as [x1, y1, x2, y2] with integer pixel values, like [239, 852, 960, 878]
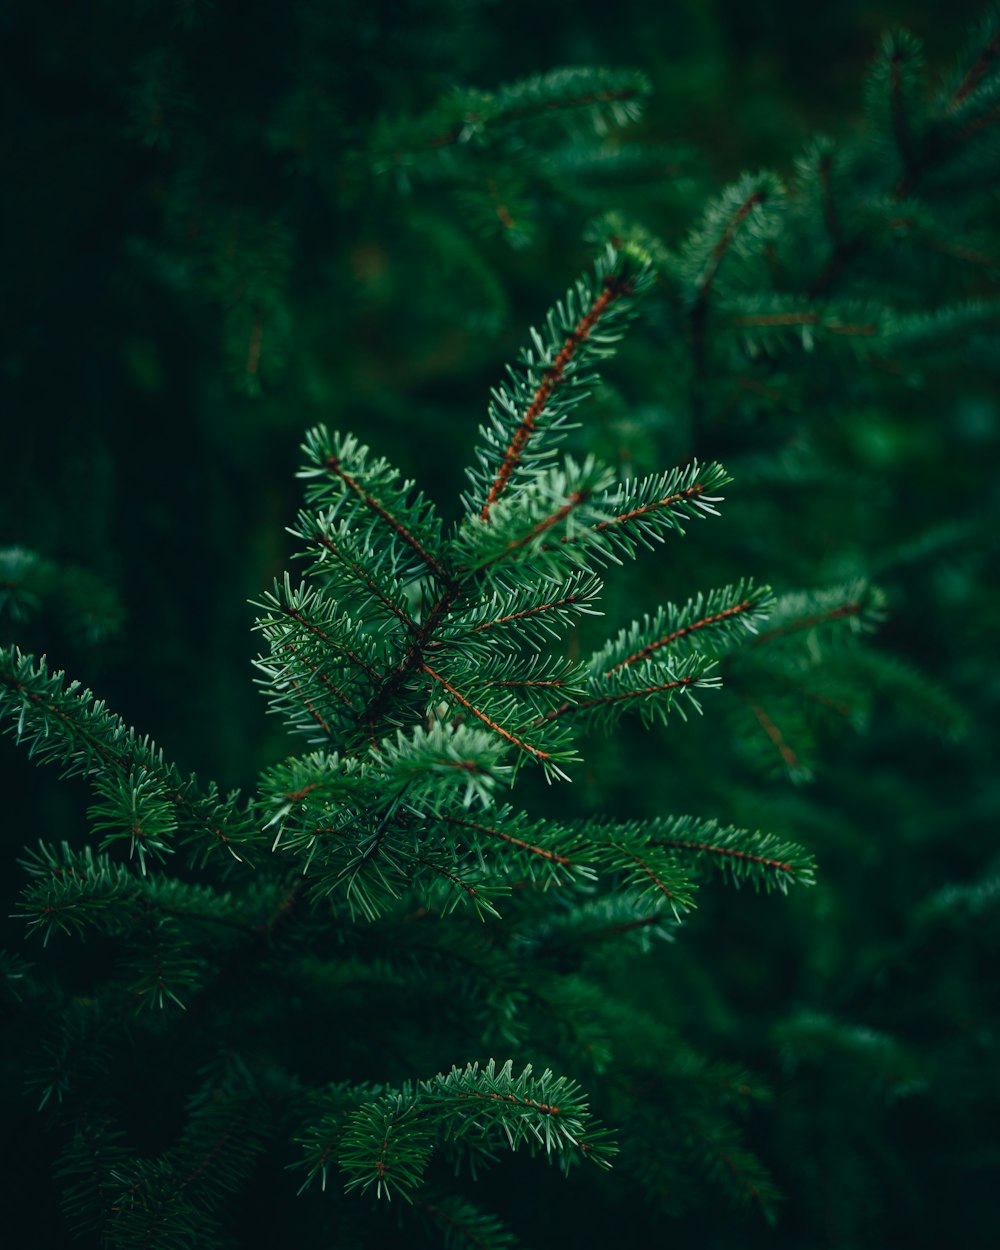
[1, 0, 998, 1247]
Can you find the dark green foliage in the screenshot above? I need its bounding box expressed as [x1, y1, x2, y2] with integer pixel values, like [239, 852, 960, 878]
[0, 649, 259, 863]
[3, 2, 999, 1247]
[55, 1060, 274, 1248]
[567, 10, 1000, 1247]
[304, 1060, 617, 1202]
[0, 247, 818, 1246]
[0, 549, 124, 649]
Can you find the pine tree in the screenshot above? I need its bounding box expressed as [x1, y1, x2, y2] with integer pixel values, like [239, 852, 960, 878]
[3, 3, 998, 1246]
[0, 247, 819, 1246]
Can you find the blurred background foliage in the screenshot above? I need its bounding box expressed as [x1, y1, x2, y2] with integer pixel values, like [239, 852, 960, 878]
[2, 0, 998, 1246]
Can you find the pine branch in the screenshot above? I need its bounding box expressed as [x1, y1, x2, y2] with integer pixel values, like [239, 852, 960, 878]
[369, 67, 651, 174]
[449, 572, 603, 652]
[376, 924, 529, 1042]
[725, 295, 881, 347]
[26, 997, 119, 1111]
[56, 1117, 133, 1239]
[254, 575, 384, 681]
[577, 460, 732, 562]
[298, 428, 453, 588]
[775, 1011, 926, 1100]
[947, 8, 1000, 109]
[696, 1126, 782, 1225]
[464, 247, 651, 518]
[291, 1082, 369, 1195]
[955, 41, 1000, 109]
[413, 1193, 525, 1250]
[740, 582, 885, 652]
[300, 1055, 621, 1207]
[457, 654, 589, 720]
[16, 841, 261, 961]
[87, 767, 178, 874]
[259, 726, 523, 919]
[518, 895, 679, 955]
[455, 457, 615, 579]
[103, 1067, 271, 1246]
[0, 649, 257, 861]
[676, 172, 783, 443]
[0, 546, 124, 645]
[593, 848, 694, 918]
[646, 815, 816, 892]
[421, 663, 571, 777]
[814, 139, 843, 249]
[291, 510, 420, 635]
[373, 722, 514, 811]
[452, 572, 602, 645]
[540, 653, 721, 732]
[478, 259, 642, 519]
[1, 216, 841, 1239]
[332, 1060, 616, 1203]
[685, 175, 779, 306]
[741, 694, 806, 779]
[889, 39, 920, 187]
[0, 948, 32, 1007]
[592, 581, 774, 675]
[439, 812, 581, 880]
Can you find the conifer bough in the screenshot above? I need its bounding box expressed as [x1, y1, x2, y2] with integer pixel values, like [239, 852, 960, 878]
[0, 247, 814, 1245]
